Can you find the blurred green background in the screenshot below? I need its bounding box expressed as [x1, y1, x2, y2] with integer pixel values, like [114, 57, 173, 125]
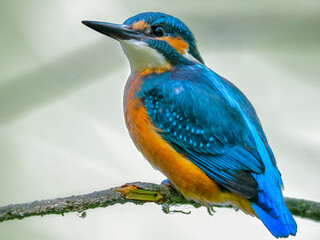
[0, 0, 319, 239]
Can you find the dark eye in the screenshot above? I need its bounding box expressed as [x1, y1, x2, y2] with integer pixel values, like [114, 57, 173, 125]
[152, 26, 165, 37]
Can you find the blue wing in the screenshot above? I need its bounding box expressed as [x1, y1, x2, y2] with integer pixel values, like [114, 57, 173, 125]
[139, 64, 268, 198]
[139, 64, 296, 237]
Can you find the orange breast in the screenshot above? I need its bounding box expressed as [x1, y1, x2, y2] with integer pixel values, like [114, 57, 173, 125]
[123, 70, 255, 215]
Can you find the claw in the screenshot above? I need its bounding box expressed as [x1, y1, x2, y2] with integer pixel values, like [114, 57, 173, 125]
[161, 179, 175, 190]
[113, 184, 165, 202]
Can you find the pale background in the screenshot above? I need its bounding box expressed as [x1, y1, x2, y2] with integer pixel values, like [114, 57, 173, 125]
[0, 0, 319, 239]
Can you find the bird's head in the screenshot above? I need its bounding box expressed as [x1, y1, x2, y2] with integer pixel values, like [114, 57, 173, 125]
[83, 12, 203, 73]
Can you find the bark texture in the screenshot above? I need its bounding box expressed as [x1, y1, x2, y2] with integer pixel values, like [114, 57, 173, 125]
[0, 182, 319, 223]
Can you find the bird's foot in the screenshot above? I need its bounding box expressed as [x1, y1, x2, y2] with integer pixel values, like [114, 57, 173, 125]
[113, 184, 165, 202]
[160, 179, 174, 190]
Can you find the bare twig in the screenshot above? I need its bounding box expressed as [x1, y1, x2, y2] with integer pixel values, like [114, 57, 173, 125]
[0, 182, 319, 223]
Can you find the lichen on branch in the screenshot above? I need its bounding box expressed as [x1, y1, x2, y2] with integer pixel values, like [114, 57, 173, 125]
[0, 182, 319, 223]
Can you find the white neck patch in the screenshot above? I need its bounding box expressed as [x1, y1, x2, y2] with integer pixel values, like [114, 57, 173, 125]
[183, 51, 202, 64]
[120, 39, 168, 73]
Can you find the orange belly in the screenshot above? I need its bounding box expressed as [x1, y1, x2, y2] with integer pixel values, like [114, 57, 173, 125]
[123, 71, 255, 215]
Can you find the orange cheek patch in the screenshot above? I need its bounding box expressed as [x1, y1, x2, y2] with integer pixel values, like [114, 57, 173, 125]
[131, 20, 148, 31]
[158, 36, 189, 54]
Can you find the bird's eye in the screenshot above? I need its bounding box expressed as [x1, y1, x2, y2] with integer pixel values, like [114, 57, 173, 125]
[152, 26, 165, 37]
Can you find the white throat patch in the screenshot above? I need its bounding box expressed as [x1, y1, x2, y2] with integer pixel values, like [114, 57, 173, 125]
[120, 39, 168, 73]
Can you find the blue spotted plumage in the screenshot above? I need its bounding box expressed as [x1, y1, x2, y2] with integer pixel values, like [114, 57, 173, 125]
[140, 63, 297, 237]
[83, 11, 297, 238]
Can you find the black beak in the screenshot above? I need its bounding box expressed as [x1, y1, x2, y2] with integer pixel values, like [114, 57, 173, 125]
[82, 21, 143, 41]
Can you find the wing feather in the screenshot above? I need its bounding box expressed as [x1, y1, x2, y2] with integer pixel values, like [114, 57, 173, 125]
[140, 73, 265, 199]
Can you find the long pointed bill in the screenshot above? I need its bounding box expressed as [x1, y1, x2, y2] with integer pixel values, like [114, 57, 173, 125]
[82, 21, 143, 41]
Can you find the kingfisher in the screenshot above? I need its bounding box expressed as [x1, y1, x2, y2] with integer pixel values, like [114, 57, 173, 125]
[82, 12, 297, 238]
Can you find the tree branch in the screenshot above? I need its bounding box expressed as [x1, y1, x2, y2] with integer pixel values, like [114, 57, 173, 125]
[0, 182, 319, 223]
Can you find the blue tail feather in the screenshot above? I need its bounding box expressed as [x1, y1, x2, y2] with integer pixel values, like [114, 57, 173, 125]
[244, 117, 297, 238]
[251, 201, 297, 238]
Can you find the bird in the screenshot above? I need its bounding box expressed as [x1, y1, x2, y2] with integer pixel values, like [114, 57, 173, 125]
[82, 12, 297, 238]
